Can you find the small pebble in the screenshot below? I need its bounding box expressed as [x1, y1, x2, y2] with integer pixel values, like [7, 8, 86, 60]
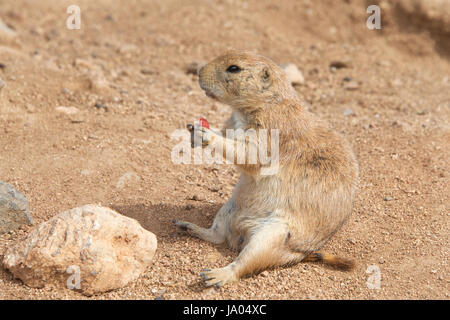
[25, 104, 36, 113]
[0, 18, 16, 38]
[343, 81, 359, 90]
[190, 194, 204, 201]
[55, 106, 79, 115]
[118, 44, 139, 55]
[391, 79, 403, 87]
[342, 108, 354, 117]
[94, 103, 107, 111]
[141, 69, 154, 75]
[329, 60, 351, 69]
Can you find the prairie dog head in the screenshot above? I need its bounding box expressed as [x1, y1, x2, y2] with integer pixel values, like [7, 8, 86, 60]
[198, 50, 296, 110]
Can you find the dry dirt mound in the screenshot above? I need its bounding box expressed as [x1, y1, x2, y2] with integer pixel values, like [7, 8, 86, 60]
[0, 0, 448, 299]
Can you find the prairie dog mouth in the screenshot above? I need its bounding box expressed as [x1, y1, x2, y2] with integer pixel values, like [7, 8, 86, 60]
[204, 89, 217, 99]
[200, 83, 219, 100]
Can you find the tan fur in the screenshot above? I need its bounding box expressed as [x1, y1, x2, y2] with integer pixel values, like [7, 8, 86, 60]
[173, 50, 359, 287]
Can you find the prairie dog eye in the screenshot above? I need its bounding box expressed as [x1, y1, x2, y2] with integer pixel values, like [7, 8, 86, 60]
[226, 65, 242, 73]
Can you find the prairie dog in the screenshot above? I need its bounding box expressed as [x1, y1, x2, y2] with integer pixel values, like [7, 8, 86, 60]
[174, 50, 359, 287]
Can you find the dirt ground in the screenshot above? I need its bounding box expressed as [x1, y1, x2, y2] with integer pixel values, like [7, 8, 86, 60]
[0, 0, 448, 300]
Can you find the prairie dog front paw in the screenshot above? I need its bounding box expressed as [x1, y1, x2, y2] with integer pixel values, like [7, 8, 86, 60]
[187, 123, 215, 148]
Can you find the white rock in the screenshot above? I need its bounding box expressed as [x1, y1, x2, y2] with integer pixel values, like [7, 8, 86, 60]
[55, 106, 79, 115]
[116, 171, 139, 189]
[0, 18, 16, 38]
[342, 108, 354, 117]
[81, 169, 91, 176]
[280, 63, 305, 85]
[343, 81, 359, 90]
[118, 44, 139, 55]
[2, 204, 157, 295]
[0, 78, 5, 95]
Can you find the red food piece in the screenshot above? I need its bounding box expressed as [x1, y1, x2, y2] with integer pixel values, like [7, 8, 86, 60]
[199, 117, 210, 129]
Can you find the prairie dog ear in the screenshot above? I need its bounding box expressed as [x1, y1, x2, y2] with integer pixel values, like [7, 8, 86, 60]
[261, 66, 272, 90]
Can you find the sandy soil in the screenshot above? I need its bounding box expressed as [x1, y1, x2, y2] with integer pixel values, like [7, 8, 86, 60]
[0, 0, 448, 299]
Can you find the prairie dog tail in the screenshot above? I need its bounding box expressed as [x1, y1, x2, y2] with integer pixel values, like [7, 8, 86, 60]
[303, 251, 355, 271]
